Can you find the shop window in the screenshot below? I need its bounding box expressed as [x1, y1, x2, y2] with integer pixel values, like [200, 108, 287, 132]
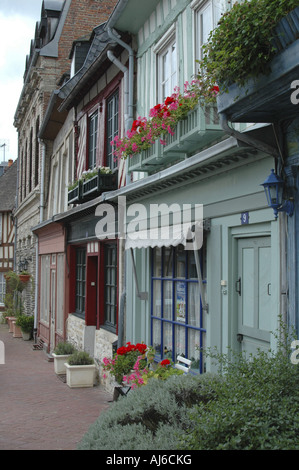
[75, 248, 86, 318]
[104, 243, 117, 330]
[151, 245, 206, 373]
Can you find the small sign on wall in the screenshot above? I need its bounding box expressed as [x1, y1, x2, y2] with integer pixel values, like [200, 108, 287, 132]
[241, 212, 249, 225]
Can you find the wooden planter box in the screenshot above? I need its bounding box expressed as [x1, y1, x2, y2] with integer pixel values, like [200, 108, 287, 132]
[127, 105, 223, 173]
[68, 181, 83, 204]
[82, 171, 118, 200]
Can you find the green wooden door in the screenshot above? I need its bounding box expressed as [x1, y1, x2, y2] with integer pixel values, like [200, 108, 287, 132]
[236, 237, 271, 355]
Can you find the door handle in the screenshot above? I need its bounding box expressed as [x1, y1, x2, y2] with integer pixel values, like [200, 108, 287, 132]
[237, 334, 243, 343]
[235, 277, 241, 296]
[267, 283, 271, 295]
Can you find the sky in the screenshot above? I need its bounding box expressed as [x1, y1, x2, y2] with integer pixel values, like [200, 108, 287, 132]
[0, 0, 43, 163]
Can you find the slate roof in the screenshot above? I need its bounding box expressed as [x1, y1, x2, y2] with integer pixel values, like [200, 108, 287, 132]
[0, 161, 17, 212]
[58, 23, 113, 101]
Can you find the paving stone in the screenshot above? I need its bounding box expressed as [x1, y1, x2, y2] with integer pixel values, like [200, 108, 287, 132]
[0, 324, 112, 450]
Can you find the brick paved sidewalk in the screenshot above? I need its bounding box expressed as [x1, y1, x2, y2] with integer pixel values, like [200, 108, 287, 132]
[0, 324, 112, 450]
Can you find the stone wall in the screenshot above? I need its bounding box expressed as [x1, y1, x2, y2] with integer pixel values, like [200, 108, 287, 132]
[66, 313, 117, 393]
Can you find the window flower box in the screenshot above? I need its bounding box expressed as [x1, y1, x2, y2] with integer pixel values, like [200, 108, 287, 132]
[216, 6, 299, 123]
[127, 105, 223, 173]
[68, 181, 82, 204]
[82, 170, 118, 200]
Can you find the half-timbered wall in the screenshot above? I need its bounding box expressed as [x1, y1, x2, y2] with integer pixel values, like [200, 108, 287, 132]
[0, 212, 14, 271]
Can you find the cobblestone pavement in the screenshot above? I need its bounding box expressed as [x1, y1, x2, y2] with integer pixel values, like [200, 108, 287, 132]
[0, 323, 112, 450]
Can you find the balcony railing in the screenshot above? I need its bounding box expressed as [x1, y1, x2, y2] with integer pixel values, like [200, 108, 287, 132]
[68, 171, 118, 205]
[127, 105, 223, 173]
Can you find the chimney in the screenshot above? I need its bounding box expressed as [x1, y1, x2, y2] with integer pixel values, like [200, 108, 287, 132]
[8, 159, 13, 167]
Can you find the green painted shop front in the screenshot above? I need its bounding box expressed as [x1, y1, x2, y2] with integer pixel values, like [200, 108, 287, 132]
[122, 143, 281, 373]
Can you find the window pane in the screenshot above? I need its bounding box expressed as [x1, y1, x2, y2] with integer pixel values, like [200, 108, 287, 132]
[188, 251, 197, 279]
[163, 281, 172, 320]
[160, 40, 177, 101]
[188, 329, 201, 370]
[88, 112, 98, 169]
[175, 324, 186, 358]
[104, 244, 117, 327]
[175, 281, 186, 323]
[163, 247, 173, 277]
[188, 283, 201, 327]
[153, 247, 162, 277]
[163, 322, 172, 358]
[153, 280, 161, 317]
[107, 91, 119, 170]
[176, 245, 186, 278]
[75, 248, 86, 316]
[153, 318, 161, 355]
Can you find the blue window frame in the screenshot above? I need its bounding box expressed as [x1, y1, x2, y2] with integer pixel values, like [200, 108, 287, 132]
[151, 245, 206, 373]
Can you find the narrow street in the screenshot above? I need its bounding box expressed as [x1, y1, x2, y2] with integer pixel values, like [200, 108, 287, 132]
[0, 324, 111, 450]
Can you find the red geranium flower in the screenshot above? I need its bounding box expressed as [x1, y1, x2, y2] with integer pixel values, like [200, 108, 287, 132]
[164, 96, 175, 106]
[160, 359, 171, 366]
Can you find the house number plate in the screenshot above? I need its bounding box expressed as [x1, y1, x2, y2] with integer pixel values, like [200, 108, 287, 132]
[241, 212, 249, 225]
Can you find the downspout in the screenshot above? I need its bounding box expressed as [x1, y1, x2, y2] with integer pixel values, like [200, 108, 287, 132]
[106, 29, 134, 348]
[107, 28, 134, 134]
[33, 138, 46, 335]
[39, 138, 46, 222]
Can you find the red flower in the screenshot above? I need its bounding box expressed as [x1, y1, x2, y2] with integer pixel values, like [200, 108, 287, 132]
[160, 359, 171, 367]
[164, 96, 175, 106]
[116, 346, 127, 355]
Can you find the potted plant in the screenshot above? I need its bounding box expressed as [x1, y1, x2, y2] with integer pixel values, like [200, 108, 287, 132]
[16, 314, 34, 340]
[65, 351, 96, 388]
[102, 342, 148, 385]
[52, 341, 77, 375]
[19, 271, 31, 284]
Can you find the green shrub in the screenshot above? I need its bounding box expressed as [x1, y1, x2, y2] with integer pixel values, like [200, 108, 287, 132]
[67, 350, 94, 366]
[181, 346, 299, 450]
[200, 0, 299, 90]
[16, 314, 34, 333]
[53, 341, 76, 355]
[77, 373, 219, 450]
[78, 326, 299, 450]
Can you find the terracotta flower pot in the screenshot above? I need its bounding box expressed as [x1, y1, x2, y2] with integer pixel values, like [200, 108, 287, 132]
[19, 274, 30, 283]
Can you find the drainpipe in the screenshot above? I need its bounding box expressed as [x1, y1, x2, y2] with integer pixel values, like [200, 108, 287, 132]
[107, 28, 134, 133]
[107, 50, 129, 126]
[107, 29, 134, 348]
[39, 138, 46, 222]
[33, 138, 46, 336]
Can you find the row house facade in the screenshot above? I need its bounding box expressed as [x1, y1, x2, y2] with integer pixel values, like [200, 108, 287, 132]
[32, 19, 126, 357]
[103, 0, 284, 374]
[13, 0, 118, 321]
[0, 161, 17, 313]
[19, 0, 298, 389]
